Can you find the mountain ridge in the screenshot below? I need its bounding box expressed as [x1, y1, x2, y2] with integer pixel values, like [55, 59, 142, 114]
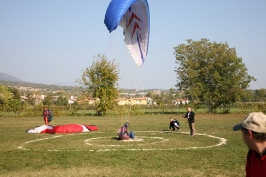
[0, 72, 26, 82]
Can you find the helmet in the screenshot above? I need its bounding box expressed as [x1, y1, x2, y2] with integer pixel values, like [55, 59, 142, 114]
[124, 122, 129, 127]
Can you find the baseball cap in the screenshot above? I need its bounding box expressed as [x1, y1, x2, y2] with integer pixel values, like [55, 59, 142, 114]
[233, 112, 266, 133]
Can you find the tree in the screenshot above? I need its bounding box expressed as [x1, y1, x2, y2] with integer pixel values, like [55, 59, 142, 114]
[254, 89, 266, 102]
[168, 88, 177, 104]
[8, 87, 20, 100]
[146, 91, 156, 102]
[55, 92, 69, 106]
[0, 85, 12, 111]
[43, 93, 53, 106]
[77, 54, 119, 115]
[174, 38, 256, 113]
[5, 87, 24, 116]
[7, 98, 25, 116]
[240, 89, 254, 102]
[57, 96, 68, 106]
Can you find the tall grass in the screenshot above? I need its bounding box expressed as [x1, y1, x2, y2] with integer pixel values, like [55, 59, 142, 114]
[0, 114, 247, 177]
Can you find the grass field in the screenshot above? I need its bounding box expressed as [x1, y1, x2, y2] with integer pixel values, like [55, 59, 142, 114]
[0, 113, 248, 177]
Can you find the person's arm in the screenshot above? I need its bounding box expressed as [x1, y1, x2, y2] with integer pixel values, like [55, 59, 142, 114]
[182, 112, 188, 118]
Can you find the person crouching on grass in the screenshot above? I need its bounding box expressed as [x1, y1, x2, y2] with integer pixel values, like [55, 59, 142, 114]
[169, 117, 181, 131]
[233, 112, 266, 177]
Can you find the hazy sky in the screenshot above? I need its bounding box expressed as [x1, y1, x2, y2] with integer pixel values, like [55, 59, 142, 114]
[1, 0, 265, 90]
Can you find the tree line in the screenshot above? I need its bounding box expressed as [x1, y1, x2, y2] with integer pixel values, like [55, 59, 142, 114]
[1, 38, 265, 116]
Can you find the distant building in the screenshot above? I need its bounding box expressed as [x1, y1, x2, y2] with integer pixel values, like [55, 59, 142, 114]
[116, 97, 148, 105]
[173, 99, 189, 105]
[78, 97, 95, 105]
[116, 97, 129, 105]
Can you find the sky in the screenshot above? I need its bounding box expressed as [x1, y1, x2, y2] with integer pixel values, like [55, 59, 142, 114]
[0, 0, 265, 90]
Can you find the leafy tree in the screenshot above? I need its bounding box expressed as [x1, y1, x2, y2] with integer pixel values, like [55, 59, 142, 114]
[174, 38, 256, 113]
[7, 98, 25, 116]
[8, 87, 20, 100]
[23, 91, 33, 105]
[43, 93, 53, 106]
[0, 85, 12, 111]
[57, 96, 68, 106]
[77, 54, 119, 115]
[54, 92, 69, 106]
[254, 89, 266, 102]
[146, 91, 156, 104]
[168, 88, 178, 104]
[240, 89, 254, 102]
[3, 87, 24, 116]
[153, 94, 162, 106]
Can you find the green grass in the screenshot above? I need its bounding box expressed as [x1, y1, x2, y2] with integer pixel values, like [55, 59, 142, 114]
[0, 114, 247, 177]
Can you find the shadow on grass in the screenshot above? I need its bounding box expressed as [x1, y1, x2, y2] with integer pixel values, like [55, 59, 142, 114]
[112, 137, 120, 140]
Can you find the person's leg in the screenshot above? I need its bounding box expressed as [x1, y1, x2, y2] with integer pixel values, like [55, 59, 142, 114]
[174, 124, 180, 131]
[129, 131, 135, 139]
[188, 123, 193, 135]
[191, 123, 195, 135]
[44, 116, 48, 125]
[170, 123, 175, 131]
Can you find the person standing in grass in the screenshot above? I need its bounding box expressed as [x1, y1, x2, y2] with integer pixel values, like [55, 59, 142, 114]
[182, 107, 196, 136]
[233, 112, 266, 177]
[43, 106, 50, 125]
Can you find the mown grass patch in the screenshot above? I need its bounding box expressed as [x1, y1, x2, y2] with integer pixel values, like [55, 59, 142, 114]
[0, 114, 247, 177]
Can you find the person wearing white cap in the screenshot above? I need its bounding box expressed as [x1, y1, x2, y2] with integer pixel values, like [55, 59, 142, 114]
[233, 112, 266, 177]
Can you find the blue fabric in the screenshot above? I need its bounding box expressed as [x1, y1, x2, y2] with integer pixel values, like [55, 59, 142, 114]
[104, 0, 147, 32]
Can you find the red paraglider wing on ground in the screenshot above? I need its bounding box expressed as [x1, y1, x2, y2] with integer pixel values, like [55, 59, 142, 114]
[26, 124, 98, 134]
[51, 124, 84, 133]
[83, 124, 98, 131]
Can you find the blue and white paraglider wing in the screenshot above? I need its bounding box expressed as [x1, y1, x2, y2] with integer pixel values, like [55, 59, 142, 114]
[104, 0, 150, 66]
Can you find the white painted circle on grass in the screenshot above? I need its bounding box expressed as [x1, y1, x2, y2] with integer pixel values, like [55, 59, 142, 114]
[18, 131, 227, 152]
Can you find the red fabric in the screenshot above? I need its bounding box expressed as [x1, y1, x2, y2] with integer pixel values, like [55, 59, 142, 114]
[52, 124, 84, 133]
[246, 149, 266, 177]
[83, 124, 98, 131]
[41, 129, 53, 133]
[38, 124, 98, 133]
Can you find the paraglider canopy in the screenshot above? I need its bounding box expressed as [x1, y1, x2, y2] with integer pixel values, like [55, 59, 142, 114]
[104, 0, 150, 66]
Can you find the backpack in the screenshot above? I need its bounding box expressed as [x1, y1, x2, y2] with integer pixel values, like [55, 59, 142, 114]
[48, 110, 53, 122]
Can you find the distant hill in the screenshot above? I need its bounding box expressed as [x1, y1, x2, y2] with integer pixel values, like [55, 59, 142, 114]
[0, 72, 160, 92]
[0, 72, 26, 82]
[0, 72, 77, 90]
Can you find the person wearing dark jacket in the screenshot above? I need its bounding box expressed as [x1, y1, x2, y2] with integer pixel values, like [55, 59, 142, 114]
[169, 117, 181, 131]
[182, 107, 196, 136]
